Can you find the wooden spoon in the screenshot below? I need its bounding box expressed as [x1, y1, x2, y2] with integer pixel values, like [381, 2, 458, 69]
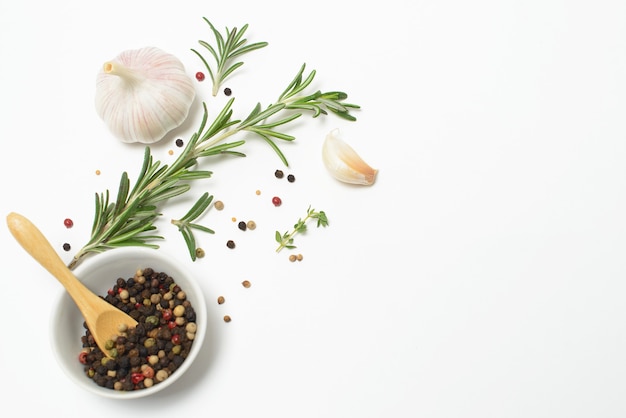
[6, 212, 138, 357]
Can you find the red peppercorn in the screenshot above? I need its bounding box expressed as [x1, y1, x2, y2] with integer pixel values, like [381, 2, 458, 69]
[107, 288, 115, 296]
[78, 352, 88, 364]
[272, 196, 282, 206]
[171, 334, 181, 345]
[168, 321, 177, 330]
[131, 372, 145, 384]
[162, 309, 173, 321]
[195, 71, 205, 81]
[63, 218, 74, 228]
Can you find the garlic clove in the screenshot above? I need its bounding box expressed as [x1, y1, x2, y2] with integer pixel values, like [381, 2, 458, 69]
[95, 47, 196, 144]
[322, 128, 378, 186]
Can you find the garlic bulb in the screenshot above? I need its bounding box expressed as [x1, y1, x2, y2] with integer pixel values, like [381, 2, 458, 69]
[95, 46, 196, 144]
[322, 129, 378, 185]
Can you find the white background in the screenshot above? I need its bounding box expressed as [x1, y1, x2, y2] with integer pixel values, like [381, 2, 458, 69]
[1, 0, 626, 416]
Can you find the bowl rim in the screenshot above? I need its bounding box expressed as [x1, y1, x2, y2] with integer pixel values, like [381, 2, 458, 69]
[49, 247, 207, 399]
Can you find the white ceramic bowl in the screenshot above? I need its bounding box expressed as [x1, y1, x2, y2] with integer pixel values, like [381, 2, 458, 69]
[50, 247, 207, 399]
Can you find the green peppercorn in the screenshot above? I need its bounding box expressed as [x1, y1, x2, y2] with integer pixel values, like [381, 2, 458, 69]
[105, 339, 115, 350]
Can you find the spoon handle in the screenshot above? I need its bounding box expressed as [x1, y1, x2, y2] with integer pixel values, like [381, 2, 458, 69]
[6, 212, 93, 301]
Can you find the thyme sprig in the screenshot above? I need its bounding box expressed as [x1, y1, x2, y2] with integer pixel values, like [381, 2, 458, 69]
[275, 206, 329, 252]
[191, 18, 268, 96]
[171, 192, 215, 261]
[67, 21, 357, 270]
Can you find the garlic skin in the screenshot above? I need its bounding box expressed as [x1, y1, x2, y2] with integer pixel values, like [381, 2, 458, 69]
[322, 129, 378, 186]
[95, 47, 196, 144]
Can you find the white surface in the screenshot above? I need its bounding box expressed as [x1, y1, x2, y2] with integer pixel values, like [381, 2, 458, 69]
[1, 0, 625, 416]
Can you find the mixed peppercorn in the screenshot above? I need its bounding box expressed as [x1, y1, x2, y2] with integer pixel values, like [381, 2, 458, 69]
[79, 267, 197, 391]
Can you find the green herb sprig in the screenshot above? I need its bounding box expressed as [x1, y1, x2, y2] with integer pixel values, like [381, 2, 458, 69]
[191, 18, 268, 96]
[278, 64, 360, 121]
[67, 20, 356, 270]
[171, 192, 215, 261]
[275, 206, 329, 252]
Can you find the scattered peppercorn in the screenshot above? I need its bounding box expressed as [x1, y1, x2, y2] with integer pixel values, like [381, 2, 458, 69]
[274, 169, 284, 179]
[238, 221, 247, 231]
[242, 280, 251, 288]
[224, 87, 232, 96]
[95, 169, 101, 175]
[226, 240, 236, 249]
[289, 254, 297, 262]
[195, 71, 205, 81]
[223, 315, 232, 323]
[63, 243, 71, 251]
[64, 218, 74, 228]
[297, 254, 304, 261]
[217, 296, 225, 304]
[255, 189, 261, 195]
[195, 248, 205, 258]
[272, 196, 282, 206]
[231, 217, 237, 222]
[287, 174, 296, 183]
[214, 201, 224, 210]
[168, 149, 174, 155]
[246, 220, 256, 230]
[175, 138, 184, 147]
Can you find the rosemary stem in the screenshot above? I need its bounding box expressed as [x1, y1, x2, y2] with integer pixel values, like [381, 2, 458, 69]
[196, 127, 241, 152]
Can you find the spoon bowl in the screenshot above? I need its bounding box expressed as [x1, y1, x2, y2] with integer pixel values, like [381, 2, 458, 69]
[6, 212, 138, 356]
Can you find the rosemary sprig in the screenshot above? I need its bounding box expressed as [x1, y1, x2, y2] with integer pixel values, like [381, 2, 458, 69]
[171, 192, 215, 261]
[275, 206, 329, 252]
[68, 21, 357, 270]
[191, 18, 268, 96]
[277, 64, 361, 121]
